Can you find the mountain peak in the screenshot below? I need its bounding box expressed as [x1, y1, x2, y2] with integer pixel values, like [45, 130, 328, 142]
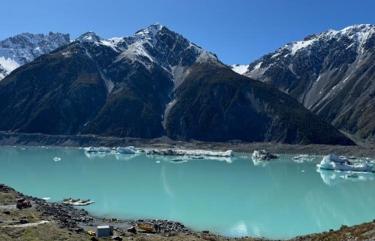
[135, 23, 164, 36]
[76, 32, 101, 43]
[133, 24, 167, 43]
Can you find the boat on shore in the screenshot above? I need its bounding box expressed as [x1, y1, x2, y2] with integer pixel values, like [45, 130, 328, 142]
[63, 198, 95, 206]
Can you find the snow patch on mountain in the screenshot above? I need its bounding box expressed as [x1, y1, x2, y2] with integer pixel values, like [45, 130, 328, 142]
[288, 38, 317, 55]
[231, 64, 249, 74]
[0, 57, 20, 76]
[118, 41, 155, 65]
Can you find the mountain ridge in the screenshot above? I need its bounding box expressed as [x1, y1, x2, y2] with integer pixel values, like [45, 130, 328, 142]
[0, 24, 354, 145]
[240, 24, 375, 141]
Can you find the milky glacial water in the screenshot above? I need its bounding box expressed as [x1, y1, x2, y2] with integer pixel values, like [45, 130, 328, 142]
[1, 146, 375, 239]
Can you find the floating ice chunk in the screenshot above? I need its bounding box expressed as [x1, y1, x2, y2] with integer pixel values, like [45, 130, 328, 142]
[115, 146, 139, 154]
[42, 197, 50, 201]
[145, 150, 233, 163]
[251, 150, 277, 162]
[84, 147, 114, 158]
[53, 157, 62, 162]
[317, 154, 375, 173]
[84, 147, 112, 153]
[145, 148, 233, 164]
[145, 148, 233, 158]
[84, 147, 114, 159]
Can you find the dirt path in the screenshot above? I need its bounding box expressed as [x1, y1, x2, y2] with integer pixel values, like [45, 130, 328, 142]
[0, 204, 16, 210]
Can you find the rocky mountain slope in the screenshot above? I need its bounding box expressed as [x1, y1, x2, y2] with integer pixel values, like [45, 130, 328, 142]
[0, 32, 70, 80]
[0, 25, 353, 144]
[243, 24, 375, 141]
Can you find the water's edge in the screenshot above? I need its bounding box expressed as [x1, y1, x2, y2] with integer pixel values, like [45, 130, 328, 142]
[0, 131, 374, 157]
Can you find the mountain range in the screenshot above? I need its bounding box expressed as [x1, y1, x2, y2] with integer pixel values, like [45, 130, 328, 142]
[0, 24, 359, 145]
[235, 24, 375, 143]
[0, 32, 70, 80]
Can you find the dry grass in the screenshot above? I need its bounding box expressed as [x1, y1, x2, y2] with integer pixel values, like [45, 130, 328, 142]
[0, 223, 89, 241]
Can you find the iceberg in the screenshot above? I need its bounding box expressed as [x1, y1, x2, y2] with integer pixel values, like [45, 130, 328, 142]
[84, 147, 112, 153]
[115, 146, 139, 154]
[145, 148, 233, 158]
[251, 150, 277, 162]
[144, 148, 233, 163]
[82, 146, 233, 162]
[317, 154, 375, 173]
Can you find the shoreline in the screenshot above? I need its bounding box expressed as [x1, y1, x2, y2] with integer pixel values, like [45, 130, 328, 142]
[1, 131, 375, 157]
[1, 184, 375, 241]
[0, 184, 267, 241]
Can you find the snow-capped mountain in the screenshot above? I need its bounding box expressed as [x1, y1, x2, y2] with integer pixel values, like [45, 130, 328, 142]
[0, 32, 70, 79]
[243, 24, 375, 141]
[74, 24, 222, 85]
[0, 24, 352, 145]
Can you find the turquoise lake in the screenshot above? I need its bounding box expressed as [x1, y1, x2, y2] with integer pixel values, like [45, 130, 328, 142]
[1, 146, 375, 239]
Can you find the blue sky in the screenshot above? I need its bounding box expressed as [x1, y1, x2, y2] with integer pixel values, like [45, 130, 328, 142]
[1, 0, 375, 64]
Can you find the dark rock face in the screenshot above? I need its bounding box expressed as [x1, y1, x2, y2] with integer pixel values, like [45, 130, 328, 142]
[0, 46, 108, 135]
[165, 64, 353, 145]
[0, 25, 354, 144]
[245, 24, 375, 141]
